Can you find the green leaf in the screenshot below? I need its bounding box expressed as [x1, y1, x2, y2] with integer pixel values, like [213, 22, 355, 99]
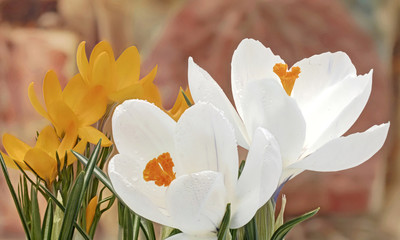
[0, 153, 32, 239]
[274, 195, 287, 231]
[59, 172, 85, 240]
[165, 228, 182, 239]
[255, 199, 275, 240]
[31, 183, 42, 240]
[244, 217, 258, 240]
[218, 203, 231, 240]
[270, 208, 320, 240]
[42, 199, 54, 240]
[181, 89, 193, 107]
[140, 218, 156, 240]
[123, 207, 133, 240]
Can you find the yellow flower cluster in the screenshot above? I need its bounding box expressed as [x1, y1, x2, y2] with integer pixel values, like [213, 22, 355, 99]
[1, 41, 192, 184]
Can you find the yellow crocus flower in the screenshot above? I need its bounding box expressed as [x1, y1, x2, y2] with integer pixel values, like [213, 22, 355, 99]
[2, 125, 86, 184]
[28, 70, 112, 150]
[85, 196, 98, 232]
[167, 88, 193, 121]
[77, 41, 162, 105]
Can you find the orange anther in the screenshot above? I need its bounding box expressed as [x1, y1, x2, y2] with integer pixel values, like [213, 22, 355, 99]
[143, 152, 176, 187]
[273, 63, 301, 96]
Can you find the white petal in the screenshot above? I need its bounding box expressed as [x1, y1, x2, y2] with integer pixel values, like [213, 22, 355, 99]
[291, 51, 357, 109]
[241, 79, 306, 165]
[166, 233, 217, 240]
[188, 57, 250, 148]
[231, 128, 282, 229]
[166, 171, 227, 235]
[174, 103, 238, 198]
[108, 154, 173, 227]
[231, 39, 283, 121]
[112, 99, 176, 161]
[302, 70, 372, 152]
[290, 123, 390, 172]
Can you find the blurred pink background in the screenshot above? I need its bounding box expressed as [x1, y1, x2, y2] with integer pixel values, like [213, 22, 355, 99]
[0, 0, 399, 239]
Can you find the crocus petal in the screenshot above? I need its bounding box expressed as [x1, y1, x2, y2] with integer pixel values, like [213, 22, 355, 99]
[290, 123, 390, 172]
[77, 41, 90, 83]
[231, 127, 282, 229]
[116, 46, 140, 88]
[3, 133, 31, 161]
[0, 151, 28, 169]
[166, 233, 217, 240]
[47, 100, 78, 136]
[89, 41, 115, 68]
[75, 86, 108, 126]
[86, 196, 98, 232]
[291, 51, 357, 110]
[62, 74, 89, 110]
[166, 171, 227, 235]
[35, 125, 60, 157]
[66, 138, 87, 165]
[112, 99, 176, 161]
[28, 82, 49, 119]
[58, 124, 78, 164]
[78, 126, 112, 147]
[167, 88, 192, 121]
[108, 153, 173, 227]
[92, 52, 114, 90]
[43, 70, 63, 108]
[303, 70, 372, 152]
[174, 103, 238, 197]
[24, 148, 57, 183]
[241, 79, 306, 165]
[188, 58, 250, 148]
[231, 38, 283, 119]
[138, 66, 162, 106]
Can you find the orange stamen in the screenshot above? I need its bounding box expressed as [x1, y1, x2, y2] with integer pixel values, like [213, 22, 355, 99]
[273, 63, 301, 96]
[143, 152, 176, 187]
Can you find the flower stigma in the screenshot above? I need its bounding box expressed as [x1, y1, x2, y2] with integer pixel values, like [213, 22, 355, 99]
[143, 152, 176, 187]
[273, 63, 301, 96]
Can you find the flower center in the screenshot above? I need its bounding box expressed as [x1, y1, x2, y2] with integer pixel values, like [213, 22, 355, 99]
[143, 152, 176, 187]
[273, 63, 301, 96]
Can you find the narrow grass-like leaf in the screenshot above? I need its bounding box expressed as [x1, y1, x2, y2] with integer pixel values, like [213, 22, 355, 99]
[58, 172, 84, 240]
[42, 200, 54, 240]
[124, 207, 133, 240]
[31, 184, 42, 240]
[218, 203, 231, 240]
[181, 90, 193, 107]
[0, 153, 31, 239]
[255, 199, 275, 240]
[140, 218, 156, 240]
[244, 217, 258, 240]
[270, 208, 319, 240]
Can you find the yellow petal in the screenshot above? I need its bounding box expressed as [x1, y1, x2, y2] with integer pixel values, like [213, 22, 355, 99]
[86, 196, 98, 232]
[92, 52, 114, 90]
[140, 66, 162, 106]
[89, 41, 115, 69]
[35, 125, 60, 159]
[24, 148, 57, 184]
[109, 66, 162, 104]
[75, 86, 108, 126]
[47, 100, 79, 137]
[167, 88, 192, 121]
[62, 74, 89, 110]
[43, 70, 62, 109]
[28, 82, 49, 119]
[57, 123, 78, 164]
[78, 126, 112, 147]
[3, 133, 31, 162]
[77, 41, 90, 84]
[116, 46, 140, 89]
[0, 151, 28, 170]
[66, 138, 87, 166]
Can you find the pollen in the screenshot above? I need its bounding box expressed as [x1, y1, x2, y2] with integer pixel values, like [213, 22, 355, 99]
[143, 152, 176, 187]
[273, 63, 301, 96]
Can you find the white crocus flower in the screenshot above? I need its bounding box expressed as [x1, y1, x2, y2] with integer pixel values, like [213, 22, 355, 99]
[188, 38, 389, 182]
[108, 100, 282, 239]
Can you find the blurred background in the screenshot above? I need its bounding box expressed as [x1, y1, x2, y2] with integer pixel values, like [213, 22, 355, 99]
[0, 0, 398, 239]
